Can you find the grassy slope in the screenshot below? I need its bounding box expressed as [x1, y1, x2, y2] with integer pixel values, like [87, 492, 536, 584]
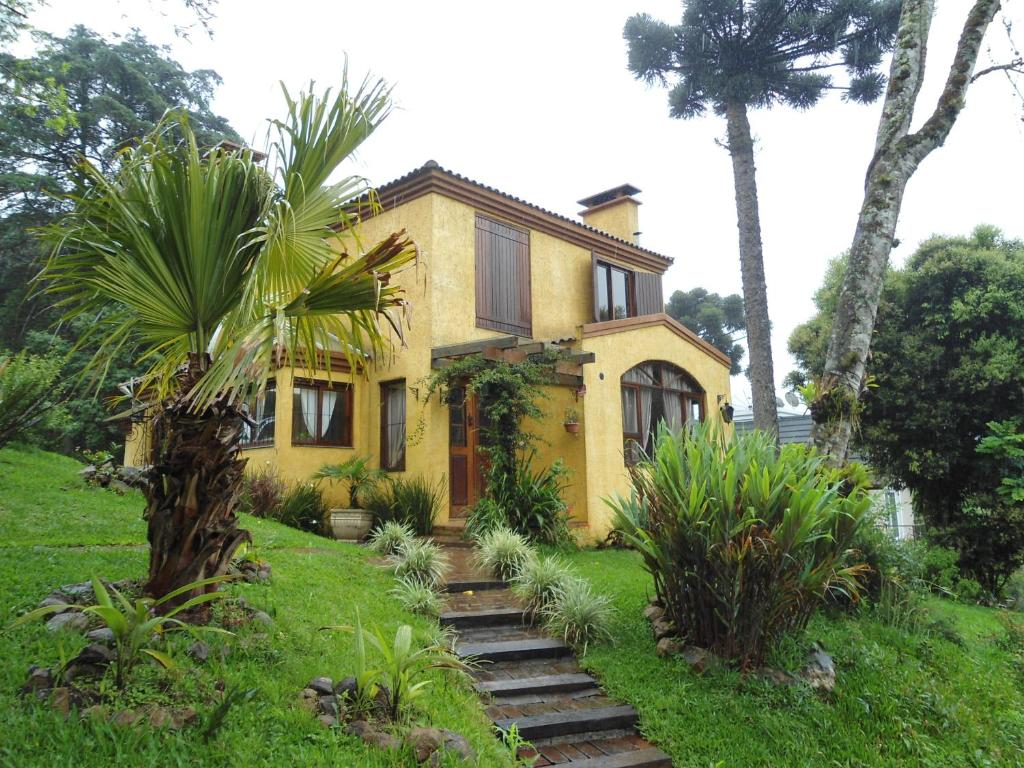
[0, 447, 510, 768]
[564, 549, 1024, 768]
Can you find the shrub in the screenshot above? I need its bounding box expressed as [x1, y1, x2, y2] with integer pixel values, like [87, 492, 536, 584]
[511, 554, 573, 620]
[956, 578, 984, 603]
[1004, 568, 1024, 611]
[497, 453, 574, 546]
[389, 539, 449, 587]
[313, 455, 384, 508]
[241, 466, 285, 518]
[607, 421, 871, 667]
[0, 349, 67, 449]
[363, 475, 444, 536]
[474, 526, 532, 581]
[369, 520, 416, 556]
[390, 576, 443, 618]
[542, 578, 614, 654]
[465, 498, 507, 541]
[277, 482, 328, 534]
[902, 540, 960, 595]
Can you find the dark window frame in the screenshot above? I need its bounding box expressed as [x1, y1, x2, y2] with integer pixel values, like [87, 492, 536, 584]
[380, 379, 407, 472]
[595, 260, 637, 321]
[291, 378, 353, 448]
[239, 381, 277, 449]
[621, 363, 705, 465]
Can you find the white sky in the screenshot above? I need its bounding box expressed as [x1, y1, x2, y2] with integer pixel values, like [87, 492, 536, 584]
[26, 0, 1024, 408]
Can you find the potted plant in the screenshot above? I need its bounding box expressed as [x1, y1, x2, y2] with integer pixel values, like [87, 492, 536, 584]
[313, 456, 385, 541]
[563, 407, 580, 434]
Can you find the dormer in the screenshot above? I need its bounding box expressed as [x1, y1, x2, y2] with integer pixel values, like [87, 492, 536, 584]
[578, 184, 642, 245]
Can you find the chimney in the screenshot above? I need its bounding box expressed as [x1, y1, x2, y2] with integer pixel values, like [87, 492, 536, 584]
[577, 184, 642, 244]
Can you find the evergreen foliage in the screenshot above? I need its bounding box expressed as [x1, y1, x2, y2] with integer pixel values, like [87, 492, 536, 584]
[789, 228, 1024, 592]
[665, 287, 745, 375]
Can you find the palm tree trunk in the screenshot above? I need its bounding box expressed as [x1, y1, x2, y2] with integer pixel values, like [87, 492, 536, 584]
[811, 0, 1001, 464]
[724, 99, 779, 441]
[143, 358, 250, 607]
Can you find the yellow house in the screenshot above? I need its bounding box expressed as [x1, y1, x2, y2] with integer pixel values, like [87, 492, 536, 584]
[124, 162, 732, 541]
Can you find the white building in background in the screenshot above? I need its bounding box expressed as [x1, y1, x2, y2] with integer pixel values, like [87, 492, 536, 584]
[733, 411, 918, 541]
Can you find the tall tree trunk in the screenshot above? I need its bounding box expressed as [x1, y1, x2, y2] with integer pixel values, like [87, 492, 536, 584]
[144, 358, 250, 607]
[725, 99, 779, 440]
[812, 0, 1003, 464]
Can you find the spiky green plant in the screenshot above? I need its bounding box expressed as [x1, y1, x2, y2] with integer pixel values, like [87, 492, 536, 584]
[5, 576, 232, 688]
[607, 420, 872, 667]
[36, 70, 417, 602]
[313, 455, 385, 508]
[388, 539, 449, 587]
[473, 526, 532, 581]
[511, 554, 573, 620]
[542, 578, 614, 654]
[368, 520, 415, 556]
[389, 576, 443, 618]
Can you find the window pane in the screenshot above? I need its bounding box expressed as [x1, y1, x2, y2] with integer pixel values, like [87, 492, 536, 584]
[621, 387, 639, 434]
[597, 265, 610, 321]
[689, 398, 702, 423]
[292, 387, 317, 443]
[449, 386, 467, 447]
[254, 388, 276, 443]
[321, 388, 345, 445]
[611, 268, 628, 319]
[383, 381, 406, 470]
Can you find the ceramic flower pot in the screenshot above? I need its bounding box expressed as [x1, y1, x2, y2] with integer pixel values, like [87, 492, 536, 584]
[328, 509, 373, 542]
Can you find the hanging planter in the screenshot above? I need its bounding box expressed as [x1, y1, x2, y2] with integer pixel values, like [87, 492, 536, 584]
[564, 408, 580, 434]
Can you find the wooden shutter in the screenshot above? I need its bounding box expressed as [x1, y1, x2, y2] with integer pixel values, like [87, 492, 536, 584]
[475, 215, 531, 337]
[634, 271, 664, 316]
[591, 252, 601, 322]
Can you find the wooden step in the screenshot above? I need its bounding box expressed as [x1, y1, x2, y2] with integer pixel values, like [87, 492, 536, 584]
[549, 747, 672, 768]
[457, 637, 571, 663]
[475, 673, 596, 697]
[440, 606, 525, 629]
[443, 579, 507, 593]
[494, 704, 637, 741]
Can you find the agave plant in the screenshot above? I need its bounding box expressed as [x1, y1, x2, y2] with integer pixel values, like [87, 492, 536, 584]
[389, 575, 443, 618]
[542, 578, 615, 654]
[511, 553, 573, 620]
[368, 520, 416, 556]
[388, 539, 450, 587]
[6, 576, 232, 688]
[607, 420, 871, 667]
[37, 71, 417, 604]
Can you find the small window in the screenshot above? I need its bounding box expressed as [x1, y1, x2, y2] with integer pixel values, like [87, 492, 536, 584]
[380, 380, 406, 471]
[620, 361, 704, 463]
[596, 261, 635, 321]
[240, 382, 276, 448]
[292, 380, 353, 447]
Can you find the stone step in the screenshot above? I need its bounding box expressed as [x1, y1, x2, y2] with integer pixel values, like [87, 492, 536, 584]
[443, 579, 508, 593]
[494, 704, 638, 741]
[541, 747, 672, 768]
[475, 672, 597, 697]
[440, 606, 526, 629]
[457, 637, 571, 663]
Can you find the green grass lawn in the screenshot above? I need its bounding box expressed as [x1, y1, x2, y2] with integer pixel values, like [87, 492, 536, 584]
[563, 548, 1024, 768]
[0, 446, 511, 768]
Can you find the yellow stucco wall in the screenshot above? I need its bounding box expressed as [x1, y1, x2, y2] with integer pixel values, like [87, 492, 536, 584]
[121, 188, 732, 538]
[580, 199, 640, 244]
[579, 323, 733, 541]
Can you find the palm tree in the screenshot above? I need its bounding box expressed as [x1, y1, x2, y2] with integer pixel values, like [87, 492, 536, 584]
[624, 1, 900, 440]
[38, 74, 417, 603]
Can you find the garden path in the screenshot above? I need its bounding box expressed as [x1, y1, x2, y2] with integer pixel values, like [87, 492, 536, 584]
[438, 540, 672, 768]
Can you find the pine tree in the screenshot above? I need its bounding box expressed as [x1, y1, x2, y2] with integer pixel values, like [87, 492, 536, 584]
[624, 0, 900, 440]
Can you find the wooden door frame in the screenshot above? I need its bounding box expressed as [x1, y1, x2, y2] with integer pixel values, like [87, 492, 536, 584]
[448, 388, 485, 518]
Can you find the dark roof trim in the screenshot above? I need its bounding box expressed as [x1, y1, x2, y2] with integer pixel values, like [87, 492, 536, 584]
[364, 162, 673, 274]
[581, 313, 732, 369]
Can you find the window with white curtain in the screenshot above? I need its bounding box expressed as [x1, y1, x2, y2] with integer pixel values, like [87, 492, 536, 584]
[291, 379, 352, 446]
[380, 379, 406, 471]
[240, 382, 276, 447]
[621, 361, 703, 464]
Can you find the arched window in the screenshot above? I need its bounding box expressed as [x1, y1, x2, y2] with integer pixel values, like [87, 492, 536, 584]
[621, 361, 704, 462]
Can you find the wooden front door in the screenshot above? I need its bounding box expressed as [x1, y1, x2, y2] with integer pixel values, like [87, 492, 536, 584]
[448, 386, 486, 517]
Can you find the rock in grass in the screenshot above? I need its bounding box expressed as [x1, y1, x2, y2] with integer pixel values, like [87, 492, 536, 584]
[643, 604, 665, 622]
[308, 677, 334, 696]
[148, 707, 173, 728]
[110, 709, 139, 727]
[656, 637, 682, 657]
[22, 665, 54, 695]
[85, 627, 115, 644]
[406, 726, 445, 762]
[435, 730, 476, 764]
[334, 676, 358, 700]
[681, 645, 718, 674]
[80, 704, 107, 721]
[800, 647, 836, 692]
[188, 641, 210, 663]
[318, 714, 338, 728]
[49, 687, 73, 716]
[346, 720, 401, 751]
[46, 612, 88, 633]
[170, 707, 198, 729]
[759, 667, 799, 686]
[251, 610, 273, 627]
[651, 618, 675, 640]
